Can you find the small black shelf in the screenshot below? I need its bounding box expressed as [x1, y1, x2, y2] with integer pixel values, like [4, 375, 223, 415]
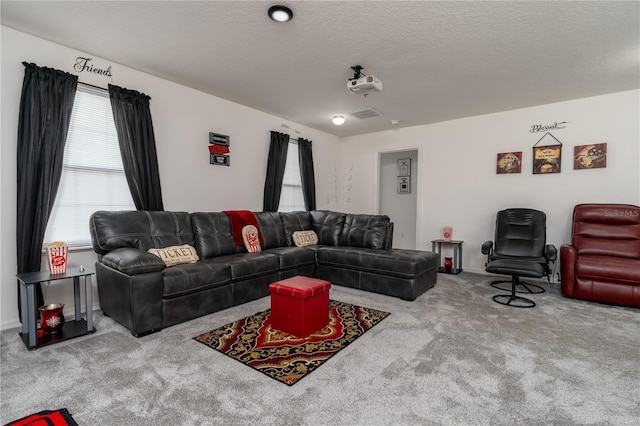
[20, 320, 96, 350]
[431, 239, 464, 275]
[17, 267, 95, 350]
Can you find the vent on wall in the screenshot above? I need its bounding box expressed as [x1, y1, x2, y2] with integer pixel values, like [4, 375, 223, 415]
[350, 108, 382, 119]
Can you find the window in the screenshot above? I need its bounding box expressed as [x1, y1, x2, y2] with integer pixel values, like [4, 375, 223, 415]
[43, 85, 135, 247]
[278, 142, 305, 212]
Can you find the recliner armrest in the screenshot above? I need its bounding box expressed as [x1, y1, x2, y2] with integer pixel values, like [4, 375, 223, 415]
[545, 244, 558, 262]
[101, 247, 166, 275]
[481, 241, 493, 255]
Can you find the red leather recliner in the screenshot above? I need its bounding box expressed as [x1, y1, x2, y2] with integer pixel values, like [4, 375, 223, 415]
[560, 203, 640, 307]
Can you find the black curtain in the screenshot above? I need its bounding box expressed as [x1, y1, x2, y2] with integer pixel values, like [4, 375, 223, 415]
[16, 62, 78, 311]
[297, 138, 316, 211]
[108, 84, 164, 211]
[263, 131, 290, 211]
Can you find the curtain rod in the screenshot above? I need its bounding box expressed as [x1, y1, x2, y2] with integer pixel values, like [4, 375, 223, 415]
[78, 81, 107, 91]
[279, 124, 304, 141]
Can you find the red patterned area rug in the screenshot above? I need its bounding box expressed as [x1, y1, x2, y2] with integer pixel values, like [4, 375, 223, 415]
[5, 408, 78, 426]
[194, 300, 390, 386]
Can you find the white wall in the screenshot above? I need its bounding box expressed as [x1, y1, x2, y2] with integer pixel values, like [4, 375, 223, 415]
[0, 27, 341, 329]
[339, 90, 640, 274]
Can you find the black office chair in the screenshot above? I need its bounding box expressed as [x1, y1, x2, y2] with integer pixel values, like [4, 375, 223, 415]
[481, 209, 557, 308]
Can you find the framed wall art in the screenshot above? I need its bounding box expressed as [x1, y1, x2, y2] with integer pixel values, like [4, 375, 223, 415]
[574, 143, 607, 169]
[533, 132, 562, 174]
[397, 158, 411, 176]
[496, 151, 522, 174]
[398, 176, 410, 194]
[209, 131, 230, 166]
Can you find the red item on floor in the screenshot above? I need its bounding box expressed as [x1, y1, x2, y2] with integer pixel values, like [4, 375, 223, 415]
[269, 276, 331, 338]
[6, 408, 78, 426]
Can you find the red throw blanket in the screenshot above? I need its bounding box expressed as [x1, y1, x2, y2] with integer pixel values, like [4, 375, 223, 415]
[223, 210, 264, 246]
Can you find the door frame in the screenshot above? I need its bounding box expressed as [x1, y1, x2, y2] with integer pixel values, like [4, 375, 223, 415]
[375, 146, 421, 249]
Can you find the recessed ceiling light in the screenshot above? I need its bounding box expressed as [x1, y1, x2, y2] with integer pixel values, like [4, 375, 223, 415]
[332, 115, 345, 126]
[268, 5, 293, 22]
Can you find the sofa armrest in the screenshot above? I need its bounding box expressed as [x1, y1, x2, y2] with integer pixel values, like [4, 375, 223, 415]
[384, 222, 394, 250]
[101, 247, 166, 275]
[560, 244, 577, 297]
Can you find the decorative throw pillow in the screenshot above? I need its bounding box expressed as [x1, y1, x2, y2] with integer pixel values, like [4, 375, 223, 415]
[148, 244, 199, 267]
[242, 225, 261, 253]
[292, 230, 318, 247]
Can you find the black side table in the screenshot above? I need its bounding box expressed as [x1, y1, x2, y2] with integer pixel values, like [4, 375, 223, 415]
[431, 239, 464, 274]
[17, 267, 96, 350]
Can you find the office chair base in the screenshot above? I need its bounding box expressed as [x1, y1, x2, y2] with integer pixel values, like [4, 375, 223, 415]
[492, 294, 536, 308]
[490, 280, 545, 294]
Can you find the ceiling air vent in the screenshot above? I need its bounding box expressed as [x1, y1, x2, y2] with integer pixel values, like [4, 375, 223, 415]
[350, 108, 382, 119]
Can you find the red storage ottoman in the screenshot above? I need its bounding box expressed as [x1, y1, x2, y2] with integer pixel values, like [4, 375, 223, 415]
[269, 276, 331, 338]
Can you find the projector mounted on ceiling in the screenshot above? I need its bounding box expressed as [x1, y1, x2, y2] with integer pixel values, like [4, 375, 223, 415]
[347, 65, 382, 95]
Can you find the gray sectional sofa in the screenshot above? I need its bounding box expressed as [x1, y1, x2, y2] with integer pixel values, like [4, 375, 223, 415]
[89, 210, 438, 336]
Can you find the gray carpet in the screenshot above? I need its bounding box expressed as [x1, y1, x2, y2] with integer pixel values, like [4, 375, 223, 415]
[1, 272, 639, 425]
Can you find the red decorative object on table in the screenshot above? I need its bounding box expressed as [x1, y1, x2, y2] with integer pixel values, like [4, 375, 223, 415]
[444, 257, 453, 273]
[39, 303, 65, 334]
[443, 226, 452, 242]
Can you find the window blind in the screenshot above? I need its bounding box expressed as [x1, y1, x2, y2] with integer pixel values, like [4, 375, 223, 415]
[278, 142, 305, 212]
[44, 85, 135, 247]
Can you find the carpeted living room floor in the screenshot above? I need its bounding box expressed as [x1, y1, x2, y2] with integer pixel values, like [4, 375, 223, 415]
[1, 272, 639, 425]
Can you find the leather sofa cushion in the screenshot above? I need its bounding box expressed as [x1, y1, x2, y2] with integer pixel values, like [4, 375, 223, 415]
[317, 246, 437, 278]
[90, 211, 195, 255]
[311, 210, 346, 245]
[574, 233, 640, 260]
[280, 211, 312, 246]
[162, 261, 231, 298]
[338, 214, 390, 249]
[191, 212, 243, 259]
[485, 259, 545, 278]
[576, 255, 640, 283]
[102, 247, 166, 275]
[493, 209, 547, 258]
[572, 204, 640, 259]
[254, 211, 288, 249]
[264, 246, 317, 269]
[487, 253, 547, 264]
[209, 252, 280, 280]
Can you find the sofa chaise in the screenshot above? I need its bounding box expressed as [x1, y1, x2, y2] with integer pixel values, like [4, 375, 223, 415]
[89, 210, 438, 336]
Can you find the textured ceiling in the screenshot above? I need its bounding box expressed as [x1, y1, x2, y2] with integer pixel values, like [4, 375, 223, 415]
[2, 1, 639, 137]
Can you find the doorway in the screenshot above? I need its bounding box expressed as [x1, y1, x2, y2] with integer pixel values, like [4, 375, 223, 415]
[378, 150, 418, 249]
